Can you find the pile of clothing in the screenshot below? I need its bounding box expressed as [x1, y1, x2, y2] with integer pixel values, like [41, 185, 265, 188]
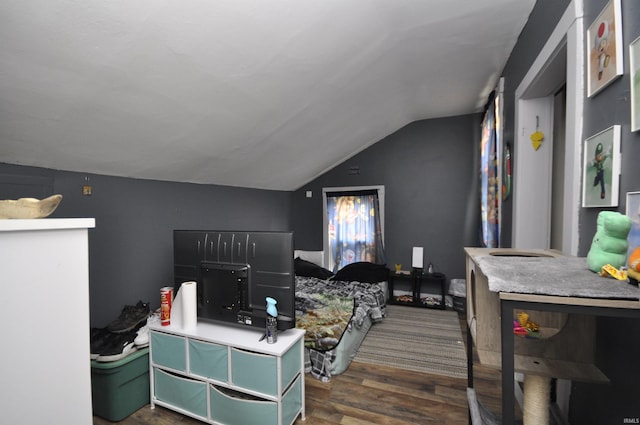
[90, 301, 159, 362]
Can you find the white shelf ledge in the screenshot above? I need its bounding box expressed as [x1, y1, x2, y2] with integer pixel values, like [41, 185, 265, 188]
[0, 218, 95, 232]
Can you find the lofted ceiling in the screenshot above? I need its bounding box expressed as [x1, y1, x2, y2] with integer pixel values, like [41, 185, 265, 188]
[0, 0, 535, 191]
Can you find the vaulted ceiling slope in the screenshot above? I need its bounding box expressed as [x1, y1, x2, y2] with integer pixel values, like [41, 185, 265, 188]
[1, 0, 535, 190]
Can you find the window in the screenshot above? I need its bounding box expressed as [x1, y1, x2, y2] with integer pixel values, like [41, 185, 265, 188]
[323, 186, 385, 272]
[480, 85, 503, 248]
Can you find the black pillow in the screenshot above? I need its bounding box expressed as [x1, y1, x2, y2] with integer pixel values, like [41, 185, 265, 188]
[294, 257, 334, 279]
[332, 262, 389, 283]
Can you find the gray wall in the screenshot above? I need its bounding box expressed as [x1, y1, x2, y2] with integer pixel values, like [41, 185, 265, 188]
[292, 113, 481, 285]
[500, 0, 572, 247]
[291, 0, 572, 282]
[0, 162, 292, 327]
[572, 0, 640, 422]
[500, 0, 640, 421]
[580, 0, 640, 252]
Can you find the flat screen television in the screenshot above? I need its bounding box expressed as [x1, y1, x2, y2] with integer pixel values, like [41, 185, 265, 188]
[173, 230, 295, 331]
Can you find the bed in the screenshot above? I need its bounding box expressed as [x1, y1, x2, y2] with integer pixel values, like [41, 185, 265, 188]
[293, 251, 389, 382]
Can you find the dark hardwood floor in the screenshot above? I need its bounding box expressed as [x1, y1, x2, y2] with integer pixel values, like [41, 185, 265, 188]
[93, 313, 516, 425]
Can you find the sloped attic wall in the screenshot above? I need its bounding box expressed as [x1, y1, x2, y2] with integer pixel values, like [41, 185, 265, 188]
[292, 113, 482, 284]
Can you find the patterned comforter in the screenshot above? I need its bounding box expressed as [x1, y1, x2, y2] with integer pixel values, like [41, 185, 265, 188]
[295, 275, 386, 381]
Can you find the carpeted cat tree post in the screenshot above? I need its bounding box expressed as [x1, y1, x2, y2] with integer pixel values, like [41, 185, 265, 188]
[523, 374, 550, 424]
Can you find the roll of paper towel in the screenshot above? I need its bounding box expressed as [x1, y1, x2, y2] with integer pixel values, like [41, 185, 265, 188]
[180, 281, 197, 331]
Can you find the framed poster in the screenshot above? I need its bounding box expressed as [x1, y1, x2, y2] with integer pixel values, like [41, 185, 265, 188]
[587, 0, 623, 97]
[631, 36, 640, 132]
[582, 125, 621, 207]
[626, 192, 640, 262]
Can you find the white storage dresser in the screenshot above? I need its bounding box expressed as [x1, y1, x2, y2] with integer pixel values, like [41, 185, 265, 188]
[0, 218, 95, 425]
[149, 321, 306, 425]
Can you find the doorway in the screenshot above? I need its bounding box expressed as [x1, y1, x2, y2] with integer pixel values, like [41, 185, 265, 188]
[551, 86, 567, 251]
[512, 3, 584, 418]
[512, 2, 583, 256]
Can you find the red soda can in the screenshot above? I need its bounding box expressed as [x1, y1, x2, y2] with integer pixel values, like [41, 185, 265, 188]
[160, 286, 173, 326]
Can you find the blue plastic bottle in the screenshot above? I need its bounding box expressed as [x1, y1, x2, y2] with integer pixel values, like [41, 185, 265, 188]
[265, 297, 278, 344]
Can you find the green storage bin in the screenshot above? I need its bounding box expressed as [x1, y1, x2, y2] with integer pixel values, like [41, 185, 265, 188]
[91, 348, 150, 422]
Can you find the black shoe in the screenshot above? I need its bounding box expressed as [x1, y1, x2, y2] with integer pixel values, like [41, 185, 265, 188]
[107, 301, 150, 333]
[90, 327, 114, 359]
[95, 330, 138, 362]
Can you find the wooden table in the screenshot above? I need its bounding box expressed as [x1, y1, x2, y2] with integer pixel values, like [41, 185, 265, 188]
[464, 247, 640, 423]
[498, 292, 640, 423]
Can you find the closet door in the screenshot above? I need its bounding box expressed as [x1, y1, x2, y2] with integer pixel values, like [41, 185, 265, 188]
[231, 232, 249, 264]
[216, 232, 249, 264]
[204, 232, 221, 262]
[217, 232, 233, 263]
[173, 231, 207, 284]
[247, 232, 294, 320]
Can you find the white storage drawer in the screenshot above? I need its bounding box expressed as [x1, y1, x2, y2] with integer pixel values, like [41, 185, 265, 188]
[189, 339, 228, 382]
[231, 348, 277, 396]
[148, 322, 305, 424]
[150, 332, 186, 372]
[154, 368, 207, 419]
[281, 375, 303, 425]
[209, 384, 277, 425]
[281, 339, 302, 389]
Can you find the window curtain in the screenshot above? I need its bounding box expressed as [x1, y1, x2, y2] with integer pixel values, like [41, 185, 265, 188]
[480, 94, 500, 248]
[326, 190, 385, 272]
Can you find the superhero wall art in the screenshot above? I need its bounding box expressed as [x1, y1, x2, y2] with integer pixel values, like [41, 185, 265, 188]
[582, 125, 621, 208]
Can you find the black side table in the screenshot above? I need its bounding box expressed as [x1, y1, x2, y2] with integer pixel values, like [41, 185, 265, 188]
[389, 271, 446, 309]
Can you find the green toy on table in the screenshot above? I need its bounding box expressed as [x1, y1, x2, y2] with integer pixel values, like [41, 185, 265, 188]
[586, 211, 631, 274]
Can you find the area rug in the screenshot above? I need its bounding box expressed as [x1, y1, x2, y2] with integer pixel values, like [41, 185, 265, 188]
[353, 305, 467, 379]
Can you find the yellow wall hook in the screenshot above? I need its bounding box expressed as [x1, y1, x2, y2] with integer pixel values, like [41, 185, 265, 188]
[530, 131, 544, 151]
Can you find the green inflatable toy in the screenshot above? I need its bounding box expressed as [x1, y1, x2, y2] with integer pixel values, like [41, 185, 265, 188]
[586, 211, 632, 273]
